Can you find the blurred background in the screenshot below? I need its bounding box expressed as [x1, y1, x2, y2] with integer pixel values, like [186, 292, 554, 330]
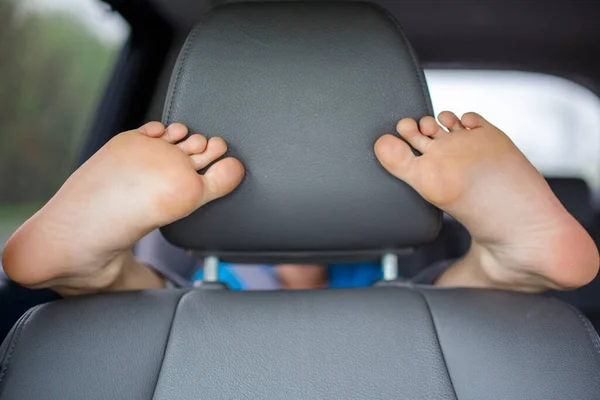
[1, 0, 600, 260]
[0, 0, 128, 250]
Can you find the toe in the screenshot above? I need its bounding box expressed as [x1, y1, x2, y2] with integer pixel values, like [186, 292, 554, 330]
[190, 137, 228, 170]
[461, 112, 487, 129]
[162, 123, 189, 143]
[201, 157, 245, 203]
[396, 118, 431, 153]
[137, 121, 165, 138]
[374, 134, 416, 184]
[177, 134, 208, 155]
[438, 111, 465, 132]
[419, 116, 446, 138]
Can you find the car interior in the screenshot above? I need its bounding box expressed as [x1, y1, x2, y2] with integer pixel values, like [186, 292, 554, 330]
[1, 0, 600, 398]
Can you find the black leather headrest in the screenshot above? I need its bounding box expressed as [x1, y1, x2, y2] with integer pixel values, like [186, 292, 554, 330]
[161, 2, 441, 262]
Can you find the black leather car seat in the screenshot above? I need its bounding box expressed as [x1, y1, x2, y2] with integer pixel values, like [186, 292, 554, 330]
[1, 3, 600, 399]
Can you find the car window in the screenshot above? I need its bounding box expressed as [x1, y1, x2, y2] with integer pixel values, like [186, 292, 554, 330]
[426, 70, 600, 193]
[0, 0, 129, 255]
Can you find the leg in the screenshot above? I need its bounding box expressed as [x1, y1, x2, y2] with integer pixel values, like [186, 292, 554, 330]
[2, 122, 244, 296]
[375, 112, 599, 292]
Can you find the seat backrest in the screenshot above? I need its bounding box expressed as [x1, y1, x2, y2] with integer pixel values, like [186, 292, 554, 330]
[2, 287, 600, 399]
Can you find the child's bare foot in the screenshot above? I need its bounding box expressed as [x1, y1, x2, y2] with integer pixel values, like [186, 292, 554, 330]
[2, 122, 244, 295]
[375, 112, 599, 292]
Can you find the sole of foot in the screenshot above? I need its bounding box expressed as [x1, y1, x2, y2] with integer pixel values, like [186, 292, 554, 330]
[2, 122, 244, 295]
[375, 111, 599, 292]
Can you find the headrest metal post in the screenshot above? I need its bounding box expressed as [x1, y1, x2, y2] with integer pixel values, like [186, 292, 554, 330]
[203, 256, 219, 282]
[382, 253, 398, 281]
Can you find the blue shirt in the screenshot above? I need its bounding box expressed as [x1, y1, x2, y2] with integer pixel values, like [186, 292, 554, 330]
[192, 262, 383, 290]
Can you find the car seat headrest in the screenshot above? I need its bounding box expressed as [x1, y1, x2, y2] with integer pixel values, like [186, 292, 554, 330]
[160, 2, 441, 263]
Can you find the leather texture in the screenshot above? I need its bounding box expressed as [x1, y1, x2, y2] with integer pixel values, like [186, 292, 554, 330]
[2, 286, 600, 399]
[0, 270, 60, 343]
[160, 2, 441, 262]
[0, 291, 186, 400]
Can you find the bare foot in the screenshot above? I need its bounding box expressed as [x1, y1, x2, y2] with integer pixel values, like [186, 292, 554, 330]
[375, 112, 599, 292]
[2, 122, 244, 295]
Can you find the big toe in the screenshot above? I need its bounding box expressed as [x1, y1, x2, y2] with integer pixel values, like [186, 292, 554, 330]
[374, 134, 416, 184]
[201, 157, 245, 203]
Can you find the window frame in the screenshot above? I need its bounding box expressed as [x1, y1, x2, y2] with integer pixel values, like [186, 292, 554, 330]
[78, 0, 174, 164]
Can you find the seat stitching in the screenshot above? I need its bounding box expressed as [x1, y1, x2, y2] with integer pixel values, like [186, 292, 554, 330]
[164, 24, 203, 126]
[411, 287, 459, 400]
[150, 290, 191, 400]
[372, 2, 435, 116]
[0, 305, 39, 391]
[565, 302, 600, 359]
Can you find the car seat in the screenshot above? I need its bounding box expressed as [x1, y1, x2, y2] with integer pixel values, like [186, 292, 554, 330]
[1, 3, 599, 399]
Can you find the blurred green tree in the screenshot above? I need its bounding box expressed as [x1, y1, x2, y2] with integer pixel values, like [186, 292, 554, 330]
[0, 0, 120, 206]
